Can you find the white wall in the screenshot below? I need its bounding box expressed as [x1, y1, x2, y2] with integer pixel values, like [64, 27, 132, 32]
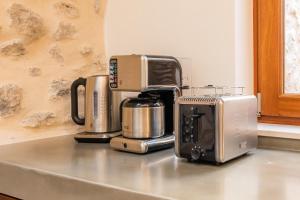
[104, 0, 253, 94]
[235, 0, 254, 94]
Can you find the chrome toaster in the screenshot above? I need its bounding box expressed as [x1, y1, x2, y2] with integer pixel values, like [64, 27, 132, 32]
[175, 95, 257, 164]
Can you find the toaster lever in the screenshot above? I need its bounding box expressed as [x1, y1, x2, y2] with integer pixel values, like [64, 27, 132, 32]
[191, 113, 204, 118]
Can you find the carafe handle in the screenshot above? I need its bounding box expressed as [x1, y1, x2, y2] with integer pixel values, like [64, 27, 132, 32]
[71, 77, 86, 125]
[119, 98, 130, 125]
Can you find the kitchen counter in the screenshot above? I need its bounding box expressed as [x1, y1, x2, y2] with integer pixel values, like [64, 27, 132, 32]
[0, 135, 299, 200]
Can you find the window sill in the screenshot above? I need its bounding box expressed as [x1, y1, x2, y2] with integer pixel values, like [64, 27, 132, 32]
[258, 123, 300, 139]
[258, 123, 300, 152]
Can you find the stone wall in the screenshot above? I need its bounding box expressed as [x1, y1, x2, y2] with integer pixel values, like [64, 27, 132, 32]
[285, 0, 300, 93]
[0, 0, 107, 141]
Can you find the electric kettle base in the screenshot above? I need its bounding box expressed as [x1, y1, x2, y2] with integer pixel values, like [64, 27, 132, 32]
[110, 135, 175, 154]
[74, 132, 121, 143]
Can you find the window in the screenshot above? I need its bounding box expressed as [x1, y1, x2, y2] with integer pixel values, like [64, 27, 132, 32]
[255, 0, 300, 125]
[285, 0, 300, 94]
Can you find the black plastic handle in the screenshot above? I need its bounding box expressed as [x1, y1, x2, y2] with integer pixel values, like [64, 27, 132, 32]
[71, 77, 86, 125]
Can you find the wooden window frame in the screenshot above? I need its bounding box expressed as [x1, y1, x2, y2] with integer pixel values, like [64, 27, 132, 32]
[254, 0, 300, 125]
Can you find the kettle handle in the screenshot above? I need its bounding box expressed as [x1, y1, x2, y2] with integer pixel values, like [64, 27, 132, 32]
[71, 77, 86, 125]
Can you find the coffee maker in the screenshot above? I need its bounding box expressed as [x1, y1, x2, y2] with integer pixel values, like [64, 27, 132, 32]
[109, 55, 183, 154]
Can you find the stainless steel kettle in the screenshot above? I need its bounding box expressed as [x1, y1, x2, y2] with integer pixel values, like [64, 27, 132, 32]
[71, 75, 122, 142]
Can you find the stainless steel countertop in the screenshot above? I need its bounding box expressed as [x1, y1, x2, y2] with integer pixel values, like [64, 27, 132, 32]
[0, 135, 299, 200]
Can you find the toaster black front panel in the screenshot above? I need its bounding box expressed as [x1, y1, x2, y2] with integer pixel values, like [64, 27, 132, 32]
[179, 104, 216, 162]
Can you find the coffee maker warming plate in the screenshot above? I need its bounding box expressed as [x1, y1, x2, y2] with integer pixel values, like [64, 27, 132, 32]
[110, 135, 175, 154]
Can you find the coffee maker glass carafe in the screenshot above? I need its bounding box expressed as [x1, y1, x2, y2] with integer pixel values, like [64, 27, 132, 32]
[71, 75, 122, 133]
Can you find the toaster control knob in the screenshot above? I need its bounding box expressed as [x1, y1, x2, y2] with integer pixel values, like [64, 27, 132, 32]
[191, 146, 201, 160]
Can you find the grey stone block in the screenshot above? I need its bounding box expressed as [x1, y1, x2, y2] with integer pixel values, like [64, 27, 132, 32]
[8, 3, 45, 42]
[21, 112, 56, 128]
[0, 39, 26, 57]
[0, 84, 22, 118]
[54, 1, 80, 19]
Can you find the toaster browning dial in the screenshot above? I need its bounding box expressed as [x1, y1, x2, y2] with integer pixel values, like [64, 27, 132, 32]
[191, 145, 207, 160]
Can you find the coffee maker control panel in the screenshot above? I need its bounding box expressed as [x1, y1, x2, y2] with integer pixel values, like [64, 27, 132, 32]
[109, 58, 118, 88]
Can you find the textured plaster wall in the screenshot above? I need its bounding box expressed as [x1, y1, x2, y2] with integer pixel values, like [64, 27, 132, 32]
[285, 0, 300, 93]
[0, 0, 107, 143]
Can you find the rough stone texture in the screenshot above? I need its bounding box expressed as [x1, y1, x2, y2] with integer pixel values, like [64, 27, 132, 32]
[75, 54, 107, 75]
[80, 45, 93, 56]
[0, 0, 106, 134]
[49, 79, 70, 100]
[95, 0, 100, 13]
[53, 22, 76, 41]
[0, 39, 26, 57]
[62, 114, 72, 124]
[49, 44, 64, 63]
[21, 112, 56, 128]
[8, 3, 45, 42]
[0, 84, 22, 118]
[54, 2, 79, 19]
[95, 54, 107, 66]
[28, 67, 41, 77]
[285, 0, 300, 93]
